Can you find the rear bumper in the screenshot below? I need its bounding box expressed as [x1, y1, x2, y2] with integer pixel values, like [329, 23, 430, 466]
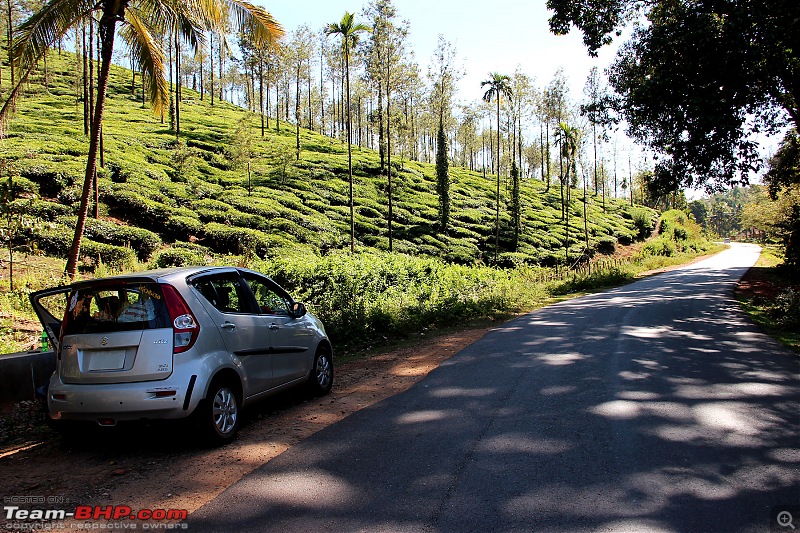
[47, 369, 204, 423]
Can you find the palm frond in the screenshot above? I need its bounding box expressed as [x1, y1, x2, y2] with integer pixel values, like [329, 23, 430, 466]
[128, 0, 173, 36]
[193, 0, 225, 33]
[122, 11, 169, 115]
[225, 0, 283, 47]
[2, 0, 95, 135]
[12, 0, 95, 72]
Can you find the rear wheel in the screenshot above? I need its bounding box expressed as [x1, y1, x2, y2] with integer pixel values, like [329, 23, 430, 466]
[198, 379, 241, 445]
[307, 345, 333, 396]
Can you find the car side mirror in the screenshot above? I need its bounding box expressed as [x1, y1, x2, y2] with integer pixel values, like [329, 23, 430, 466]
[289, 302, 307, 318]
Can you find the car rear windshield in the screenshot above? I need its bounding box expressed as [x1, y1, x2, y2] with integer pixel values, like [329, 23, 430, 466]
[62, 282, 171, 336]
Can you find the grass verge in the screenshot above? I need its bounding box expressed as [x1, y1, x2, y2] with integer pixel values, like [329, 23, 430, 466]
[734, 245, 800, 353]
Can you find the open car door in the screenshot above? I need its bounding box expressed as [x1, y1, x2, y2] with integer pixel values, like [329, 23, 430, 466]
[30, 285, 72, 353]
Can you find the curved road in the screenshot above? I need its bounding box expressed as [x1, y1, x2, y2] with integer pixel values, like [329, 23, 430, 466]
[189, 244, 799, 532]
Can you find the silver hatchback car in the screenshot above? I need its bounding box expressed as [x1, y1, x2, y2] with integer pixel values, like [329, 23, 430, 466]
[31, 266, 333, 444]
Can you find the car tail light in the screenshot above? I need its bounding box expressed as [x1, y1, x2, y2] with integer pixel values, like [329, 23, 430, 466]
[160, 284, 199, 354]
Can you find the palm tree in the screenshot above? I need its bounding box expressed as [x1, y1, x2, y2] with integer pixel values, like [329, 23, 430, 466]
[481, 72, 512, 262]
[2, 0, 282, 279]
[326, 12, 369, 254]
[556, 121, 580, 263]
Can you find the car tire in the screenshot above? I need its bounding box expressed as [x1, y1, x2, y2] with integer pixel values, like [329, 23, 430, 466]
[307, 345, 334, 396]
[198, 379, 241, 445]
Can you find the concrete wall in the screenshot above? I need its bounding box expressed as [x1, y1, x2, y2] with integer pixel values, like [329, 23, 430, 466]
[0, 350, 55, 403]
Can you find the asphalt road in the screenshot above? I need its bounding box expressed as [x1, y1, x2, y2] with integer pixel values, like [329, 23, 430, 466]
[188, 244, 799, 532]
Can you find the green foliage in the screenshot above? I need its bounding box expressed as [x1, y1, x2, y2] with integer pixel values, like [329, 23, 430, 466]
[596, 236, 616, 255]
[629, 207, 657, 239]
[763, 130, 800, 273]
[550, 0, 799, 191]
[642, 236, 677, 257]
[259, 252, 545, 345]
[149, 248, 208, 268]
[79, 241, 138, 270]
[56, 216, 162, 260]
[640, 209, 713, 258]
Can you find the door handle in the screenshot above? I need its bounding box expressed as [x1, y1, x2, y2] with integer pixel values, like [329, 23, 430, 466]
[221, 322, 236, 330]
[268, 323, 280, 330]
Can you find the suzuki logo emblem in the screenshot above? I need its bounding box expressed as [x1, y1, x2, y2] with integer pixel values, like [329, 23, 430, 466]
[101, 337, 108, 346]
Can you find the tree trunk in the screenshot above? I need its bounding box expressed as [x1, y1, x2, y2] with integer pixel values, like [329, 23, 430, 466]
[218, 40, 224, 102]
[168, 35, 174, 130]
[545, 123, 551, 193]
[378, 87, 385, 170]
[593, 121, 598, 195]
[130, 54, 136, 94]
[319, 49, 325, 135]
[259, 58, 264, 137]
[175, 32, 181, 139]
[66, 2, 121, 279]
[495, 97, 500, 262]
[344, 42, 354, 253]
[386, 61, 393, 253]
[266, 60, 270, 130]
[307, 62, 312, 130]
[43, 49, 49, 91]
[210, 32, 214, 106]
[82, 23, 89, 135]
[295, 61, 301, 159]
[6, 0, 14, 86]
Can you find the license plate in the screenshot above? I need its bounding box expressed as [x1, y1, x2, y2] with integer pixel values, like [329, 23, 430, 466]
[87, 350, 127, 371]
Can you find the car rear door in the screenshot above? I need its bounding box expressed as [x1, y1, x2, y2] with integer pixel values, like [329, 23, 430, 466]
[30, 285, 72, 353]
[190, 271, 273, 397]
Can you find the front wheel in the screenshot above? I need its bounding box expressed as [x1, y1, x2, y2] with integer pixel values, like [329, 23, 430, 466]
[198, 380, 241, 445]
[307, 346, 333, 396]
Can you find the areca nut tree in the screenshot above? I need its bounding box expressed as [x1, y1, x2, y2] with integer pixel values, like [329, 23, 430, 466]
[325, 12, 369, 253]
[2, 0, 283, 279]
[481, 72, 512, 262]
[556, 121, 580, 263]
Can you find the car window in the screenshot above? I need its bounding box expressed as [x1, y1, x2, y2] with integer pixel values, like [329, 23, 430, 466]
[62, 283, 170, 335]
[194, 276, 250, 314]
[243, 275, 290, 316]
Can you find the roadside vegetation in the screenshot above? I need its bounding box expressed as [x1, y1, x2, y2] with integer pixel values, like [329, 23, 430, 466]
[735, 246, 800, 353]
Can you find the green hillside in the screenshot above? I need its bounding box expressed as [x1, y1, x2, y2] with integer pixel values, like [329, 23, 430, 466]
[2, 52, 654, 269]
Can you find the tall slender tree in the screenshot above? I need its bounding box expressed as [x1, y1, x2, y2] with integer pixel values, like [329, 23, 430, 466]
[326, 12, 369, 253]
[429, 35, 460, 233]
[556, 121, 580, 263]
[482, 72, 512, 261]
[289, 25, 314, 160]
[365, 0, 406, 252]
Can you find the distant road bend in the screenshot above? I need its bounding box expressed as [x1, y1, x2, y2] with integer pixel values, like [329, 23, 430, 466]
[189, 243, 800, 532]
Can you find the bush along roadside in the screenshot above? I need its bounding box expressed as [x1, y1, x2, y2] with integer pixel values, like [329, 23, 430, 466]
[256, 213, 716, 351]
[734, 246, 800, 353]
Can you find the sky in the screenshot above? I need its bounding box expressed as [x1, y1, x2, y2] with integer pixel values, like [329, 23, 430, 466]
[267, 0, 623, 108]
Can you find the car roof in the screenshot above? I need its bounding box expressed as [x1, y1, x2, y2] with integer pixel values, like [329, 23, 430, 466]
[70, 266, 240, 288]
